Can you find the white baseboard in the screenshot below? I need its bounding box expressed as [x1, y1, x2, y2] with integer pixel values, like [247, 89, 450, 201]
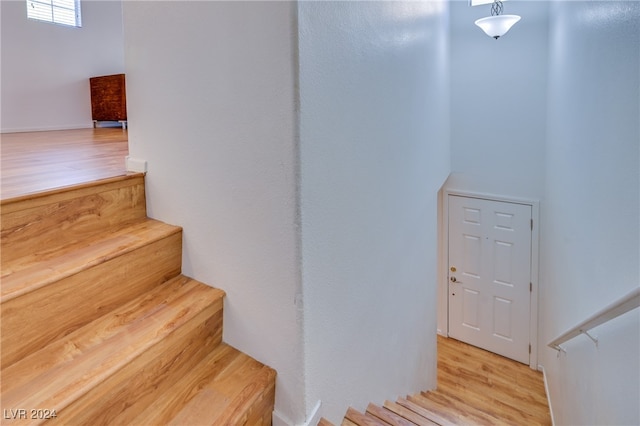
[125, 156, 147, 173]
[539, 364, 555, 426]
[1, 123, 94, 133]
[273, 400, 322, 426]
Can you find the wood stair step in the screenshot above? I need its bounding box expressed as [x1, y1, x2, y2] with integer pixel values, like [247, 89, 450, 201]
[132, 343, 276, 425]
[1, 218, 182, 368]
[1, 218, 181, 299]
[417, 390, 504, 425]
[396, 397, 452, 426]
[1, 275, 225, 425]
[382, 401, 438, 426]
[344, 407, 388, 426]
[366, 403, 419, 426]
[1, 174, 147, 266]
[408, 393, 489, 425]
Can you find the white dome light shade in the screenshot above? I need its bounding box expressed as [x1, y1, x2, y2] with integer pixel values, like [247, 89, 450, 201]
[475, 15, 521, 39]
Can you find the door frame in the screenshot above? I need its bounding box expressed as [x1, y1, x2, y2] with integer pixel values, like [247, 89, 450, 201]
[440, 189, 540, 370]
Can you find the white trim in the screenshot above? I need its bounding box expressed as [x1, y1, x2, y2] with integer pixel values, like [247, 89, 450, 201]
[437, 188, 449, 337]
[1, 123, 94, 134]
[539, 365, 555, 426]
[445, 188, 536, 207]
[125, 156, 147, 173]
[273, 400, 322, 426]
[272, 410, 293, 426]
[530, 200, 540, 369]
[442, 189, 540, 370]
[304, 400, 322, 426]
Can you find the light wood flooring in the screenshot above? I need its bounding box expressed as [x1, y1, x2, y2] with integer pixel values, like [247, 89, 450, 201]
[330, 335, 552, 425]
[434, 335, 551, 424]
[0, 128, 129, 201]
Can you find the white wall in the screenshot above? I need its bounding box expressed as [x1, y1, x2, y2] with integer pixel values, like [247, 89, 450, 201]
[1, 0, 125, 132]
[540, 1, 640, 424]
[122, 2, 304, 423]
[439, 1, 549, 334]
[125, 1, 450, 423]
[447, 0, 548, 199]
[299, 2, 450, 423]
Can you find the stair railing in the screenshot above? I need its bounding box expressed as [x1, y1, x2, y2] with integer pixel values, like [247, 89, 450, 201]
[548, 286, 640, 354]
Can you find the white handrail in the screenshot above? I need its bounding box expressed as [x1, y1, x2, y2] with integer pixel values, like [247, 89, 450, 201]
[548, 286, 640, 352]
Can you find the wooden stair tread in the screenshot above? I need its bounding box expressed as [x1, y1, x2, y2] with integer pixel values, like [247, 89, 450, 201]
[396, 397, 454, 426]
[416, 391, 504, 425]
[1, 173, 144, 208]
[132, 342, 276, 425]
[382, 401, 438, 426]
[366, 403, 419, 426]
[408, 393, 490, 425]
[1, 218, 181, 302]
[1, 222, 183, 369]
[345, 407, 389, 426]
[1, 174, 147, 265]
[1, 275, 225, 417]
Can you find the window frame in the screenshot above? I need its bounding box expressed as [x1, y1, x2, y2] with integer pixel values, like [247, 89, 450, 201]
[26, 0, 82, 28]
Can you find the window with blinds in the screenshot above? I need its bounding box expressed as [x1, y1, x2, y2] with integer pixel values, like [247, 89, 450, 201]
[26, 0, 82, 28]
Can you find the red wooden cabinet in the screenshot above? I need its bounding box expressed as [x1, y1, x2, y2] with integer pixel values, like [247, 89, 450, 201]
[90, 74, 127, 125]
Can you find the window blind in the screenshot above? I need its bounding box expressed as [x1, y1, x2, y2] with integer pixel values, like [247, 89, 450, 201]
[26, 0, 81, 28]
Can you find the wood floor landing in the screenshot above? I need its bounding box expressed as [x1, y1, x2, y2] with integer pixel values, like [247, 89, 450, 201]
[434, 335, 551, 424]
[1, 128, 129, 201]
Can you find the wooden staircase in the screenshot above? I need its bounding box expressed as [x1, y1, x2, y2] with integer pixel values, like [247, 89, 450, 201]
[323, 335, 551, 426]
[323, 391, 503, 426]
[1, 174, 275, 425]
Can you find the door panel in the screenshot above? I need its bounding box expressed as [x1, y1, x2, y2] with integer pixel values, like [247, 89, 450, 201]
[448, 195, 532, 364]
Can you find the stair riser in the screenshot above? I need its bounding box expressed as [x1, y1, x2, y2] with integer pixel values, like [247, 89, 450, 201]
[133, 347, 277, 425]
[133, 344, 243, 424]
[57, 302, 223, 425]
[408, 394, 472, 425]
[164, 368, 277, 426]
[238, 378, 276, 426]
[214, 367, 277, 425]
[418, 391, 503, 425]
[1, 176, 146, 265]
[1, 233, 182, 368]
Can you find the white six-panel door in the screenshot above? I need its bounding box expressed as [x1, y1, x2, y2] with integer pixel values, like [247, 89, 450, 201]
[448, 195, 532, 364]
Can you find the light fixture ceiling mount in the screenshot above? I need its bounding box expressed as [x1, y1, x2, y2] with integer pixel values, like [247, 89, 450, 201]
[475, 0, 521, 40]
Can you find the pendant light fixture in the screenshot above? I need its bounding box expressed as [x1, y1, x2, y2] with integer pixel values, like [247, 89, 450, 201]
[475, 0, 521, 39]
